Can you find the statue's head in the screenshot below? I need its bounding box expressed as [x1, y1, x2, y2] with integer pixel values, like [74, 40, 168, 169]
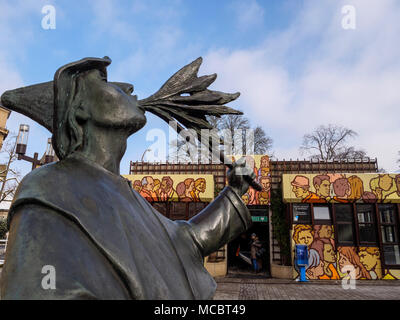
[53, 56, 147, 159]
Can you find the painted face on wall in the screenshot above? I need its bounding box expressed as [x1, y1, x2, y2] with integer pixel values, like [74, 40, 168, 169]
[323, 244, 336, 264]
[306, 261, 324, 279]
[298, 230, 313, 246]
[396, 177, 400, 193]
[292, 186, 309, 199]
[359, 250, 379, 271]
[319, 225, 333, 239]
[338, 253, 352, 272]
[144, 177, 154, 191]
[318, 180, 331, 198]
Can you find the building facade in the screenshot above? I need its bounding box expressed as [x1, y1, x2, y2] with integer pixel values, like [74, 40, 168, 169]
[283, 172, 400, 280]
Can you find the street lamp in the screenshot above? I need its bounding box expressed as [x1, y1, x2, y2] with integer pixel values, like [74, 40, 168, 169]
[16, 124, 56, 170]
[44, 138, 55, 164]
[141, 148, 151, 162]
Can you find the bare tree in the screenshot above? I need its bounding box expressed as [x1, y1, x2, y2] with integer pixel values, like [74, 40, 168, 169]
[0, 135, 21, 207]
[254, 126, 273, 155]
[300, 124, 367, 160]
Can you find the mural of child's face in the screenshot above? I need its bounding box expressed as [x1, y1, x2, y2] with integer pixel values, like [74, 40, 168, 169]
[323, 244, 336, 264]
[242, 194, 249, 204]
[298, 230, 313, 246]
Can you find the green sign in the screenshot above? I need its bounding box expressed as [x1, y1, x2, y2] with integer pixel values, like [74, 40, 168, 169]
[252, 216, 268, 222]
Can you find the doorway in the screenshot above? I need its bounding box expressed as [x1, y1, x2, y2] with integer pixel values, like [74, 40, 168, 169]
[227, 209, 270, 277]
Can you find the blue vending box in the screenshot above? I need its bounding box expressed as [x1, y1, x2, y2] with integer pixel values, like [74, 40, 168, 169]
[296, 244, 309, 282]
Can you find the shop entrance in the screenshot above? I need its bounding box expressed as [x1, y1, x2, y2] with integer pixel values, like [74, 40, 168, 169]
[227, 206, 270, 277]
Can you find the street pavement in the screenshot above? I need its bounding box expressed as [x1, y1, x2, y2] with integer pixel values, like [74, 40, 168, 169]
[214, 273, 400, 300]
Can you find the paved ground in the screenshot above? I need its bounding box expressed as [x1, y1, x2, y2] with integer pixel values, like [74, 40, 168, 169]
[214, 274, 400, 300]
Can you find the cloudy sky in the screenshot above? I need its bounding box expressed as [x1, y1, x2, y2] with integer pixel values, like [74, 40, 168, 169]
[0, 0, 399, 177]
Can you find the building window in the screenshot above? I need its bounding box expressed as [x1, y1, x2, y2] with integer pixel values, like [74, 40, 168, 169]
[293, 204, 311, 224]
[313, 205, 331, 224]
[356, 204, 377, 244]
[379, 204, 400, 265]
[335, 204, 355, 245]
[188, 202, 208, 219]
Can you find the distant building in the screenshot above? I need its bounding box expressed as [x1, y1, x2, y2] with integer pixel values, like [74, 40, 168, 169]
[0, 105, 10, 150]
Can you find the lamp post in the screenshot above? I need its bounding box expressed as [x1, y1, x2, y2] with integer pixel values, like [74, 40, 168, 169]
[15, 124, 55, 170]
[141, 148, 151, 162]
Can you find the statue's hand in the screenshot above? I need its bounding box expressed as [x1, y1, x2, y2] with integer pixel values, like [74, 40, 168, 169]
[227, 157, 256, 197]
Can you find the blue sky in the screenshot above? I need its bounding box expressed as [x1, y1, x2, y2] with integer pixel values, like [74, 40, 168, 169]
[1, 0, 399, 177]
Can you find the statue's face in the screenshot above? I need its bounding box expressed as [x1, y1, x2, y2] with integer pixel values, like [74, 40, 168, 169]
[83, 69, 146, 134]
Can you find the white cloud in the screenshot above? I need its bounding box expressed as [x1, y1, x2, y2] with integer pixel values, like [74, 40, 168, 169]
[231, 0, 265, 30]
[202, 0, 400, 172]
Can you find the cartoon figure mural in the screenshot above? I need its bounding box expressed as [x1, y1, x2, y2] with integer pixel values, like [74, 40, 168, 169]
[337, 247, 371, 279]
[192, 178, 206, 202]
[313, 175, 331, 202]
[283, 173, 400, 203]
[358, 247, 382, 279]
[124, 174, 214, 203]
[159, 176, 178, 202]
[286, 173, 400, 280]
[230, 155, 271, 205]
[140, 176, 158, 203]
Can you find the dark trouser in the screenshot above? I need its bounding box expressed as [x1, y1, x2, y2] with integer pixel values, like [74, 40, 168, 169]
[252, 258, 259, 272]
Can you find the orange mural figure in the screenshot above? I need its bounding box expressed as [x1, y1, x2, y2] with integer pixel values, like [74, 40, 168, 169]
[313, 175, 331, 203]
[337, 247, 371, 280]
[332, 178, 351, 203]
[192, 178, 206, 202]
[291, 175, 323, 203]
[358, 247, 382, 279]
[159, 176, 178, 202]
[139, 176, 158, 202]
[386, 174, 400, 200]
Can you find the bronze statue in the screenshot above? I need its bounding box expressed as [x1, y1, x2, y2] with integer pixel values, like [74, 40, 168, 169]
[0, 57, 256, 299]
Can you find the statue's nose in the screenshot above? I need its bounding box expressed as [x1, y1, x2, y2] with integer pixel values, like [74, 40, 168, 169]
[111, 82, 134, 94]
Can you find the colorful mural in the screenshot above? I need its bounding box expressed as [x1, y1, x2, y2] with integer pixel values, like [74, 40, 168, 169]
[283, 173, 400, 203]
[230, 155, 271, 205]
[124, 174, 214, 203]
[291, 224, 400, 280]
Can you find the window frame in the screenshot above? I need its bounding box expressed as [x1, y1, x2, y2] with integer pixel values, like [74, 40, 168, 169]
[312, 204, 332, 225]
[333, 203, 356, 246]
[292, 203, 312, 225]
[377, 203, 400, 268]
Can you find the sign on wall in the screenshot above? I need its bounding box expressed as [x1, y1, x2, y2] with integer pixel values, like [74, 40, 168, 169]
[124, 174, 215, 203]
[282, 173, 400, 203]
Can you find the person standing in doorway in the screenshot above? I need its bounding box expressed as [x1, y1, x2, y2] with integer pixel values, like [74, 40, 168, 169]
[250, 233, 262, 273]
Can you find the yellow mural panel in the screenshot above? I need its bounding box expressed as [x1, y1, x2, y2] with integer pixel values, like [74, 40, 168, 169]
[229, 155, 271, 205]
[124, 174, 214, 203]
[283, 173, 400, 203]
